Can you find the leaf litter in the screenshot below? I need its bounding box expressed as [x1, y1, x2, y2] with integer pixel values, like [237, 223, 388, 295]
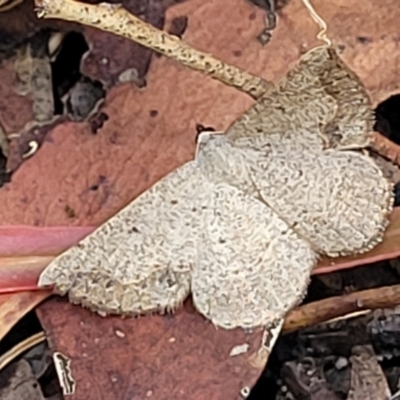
[1, 0, 400, 396]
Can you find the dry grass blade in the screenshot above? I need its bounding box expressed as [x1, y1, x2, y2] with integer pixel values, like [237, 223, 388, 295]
[0, 291, 51, 341]
[0, 331, 46, 371]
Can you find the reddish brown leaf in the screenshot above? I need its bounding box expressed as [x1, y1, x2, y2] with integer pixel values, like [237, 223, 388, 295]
[6, 117, 68, 173]
[0, 58, 33, 134]
[81, 0, 190, 87]
[37, 298, 266, 400]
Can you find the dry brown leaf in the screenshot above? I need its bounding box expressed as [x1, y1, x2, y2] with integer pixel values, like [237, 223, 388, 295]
[37, 298, 266, 400]
[347, 345, 391, 400]
[0, 58, 33, 134]
[0, 0, 189, 175]
[81, 0, 184, 87]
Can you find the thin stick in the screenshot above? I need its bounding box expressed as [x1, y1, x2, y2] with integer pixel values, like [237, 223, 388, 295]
[283, 284, 400, 333]
[371, 131, 400, 166]
[35, 0, 273, 99]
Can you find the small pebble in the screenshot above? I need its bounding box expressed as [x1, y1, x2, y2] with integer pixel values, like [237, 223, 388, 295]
[335, 357, 348, 370]
[115, 329, 125, 338]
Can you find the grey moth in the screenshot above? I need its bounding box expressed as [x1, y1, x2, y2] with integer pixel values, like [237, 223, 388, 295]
[38, 46, 393, 330]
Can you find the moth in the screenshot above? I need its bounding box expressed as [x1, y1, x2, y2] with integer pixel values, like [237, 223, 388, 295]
[38, 40, 393, 331]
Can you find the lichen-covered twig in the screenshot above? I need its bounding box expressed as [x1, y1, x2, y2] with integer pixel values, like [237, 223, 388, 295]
[34, 0, 400, 167]
[283, 284, 400, 333]
[34, 0, 273, 99]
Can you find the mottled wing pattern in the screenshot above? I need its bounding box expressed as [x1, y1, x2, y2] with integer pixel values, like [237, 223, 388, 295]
[248, 149, 393, 257]
[38, 45, 393, 330]
[300, 47, 374, 149]
[225, 47, 373, 152]
[219, 46, 393, 257]
[38, 161, 209, 316]
[191, 181, 316, 330]
[195, 132, 393, 258]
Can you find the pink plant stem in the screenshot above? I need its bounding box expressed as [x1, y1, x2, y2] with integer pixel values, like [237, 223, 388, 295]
[0, 226, 95, 256]
[0, 226, 94, 294]
[0, 256, 55, 293]
[0, 211, 400, 295]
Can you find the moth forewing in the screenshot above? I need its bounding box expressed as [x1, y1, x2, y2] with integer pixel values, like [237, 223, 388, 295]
[191, 181, 317, 330]
[38, 161, 210, 316]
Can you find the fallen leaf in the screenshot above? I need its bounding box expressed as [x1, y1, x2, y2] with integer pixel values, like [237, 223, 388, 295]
[0, 358, 47, 400]
[0, 0, 189, 178]
[6, 117, 67, 173]
[0, 58, 33, 134]
[347, 345, 391, 400]
[37, 298, 265, 400]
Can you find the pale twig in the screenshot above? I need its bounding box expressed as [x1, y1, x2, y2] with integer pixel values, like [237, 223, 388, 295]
[34, 0, 273, 99]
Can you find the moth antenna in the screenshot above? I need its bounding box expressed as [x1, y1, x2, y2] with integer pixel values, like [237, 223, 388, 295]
[301, 0, 331, 47]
